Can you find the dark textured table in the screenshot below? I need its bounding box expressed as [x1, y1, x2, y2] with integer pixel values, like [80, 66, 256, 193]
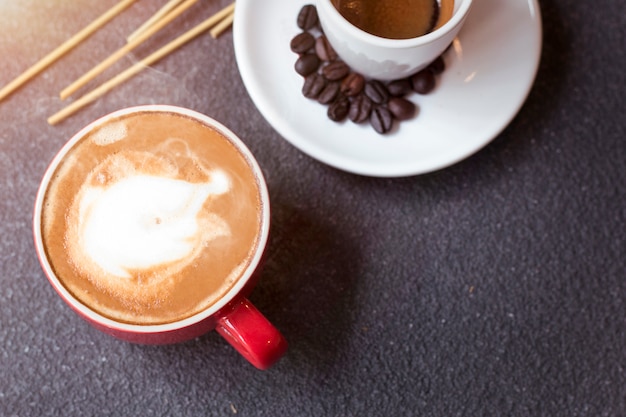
[1, 0, 625, 415]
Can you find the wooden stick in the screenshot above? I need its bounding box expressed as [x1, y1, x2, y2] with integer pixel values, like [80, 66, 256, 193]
[61, 0, 200, 99]
[48, 2, 236, 125]
[0, 0, 138, 103]
[210, 10, 235, 39]
[127, 0, 185, 42]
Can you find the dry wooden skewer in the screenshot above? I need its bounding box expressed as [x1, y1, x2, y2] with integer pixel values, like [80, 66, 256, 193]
[127, 0, 185, 42]
[210, 9, 235, 39]
[61, 0, 200, 99]
[0, 0, 138, 103]
[48, 2, 236, 125]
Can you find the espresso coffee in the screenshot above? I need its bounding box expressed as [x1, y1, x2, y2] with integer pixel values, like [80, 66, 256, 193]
[39, 110, 263, 325]
[331, 0, 455, 39]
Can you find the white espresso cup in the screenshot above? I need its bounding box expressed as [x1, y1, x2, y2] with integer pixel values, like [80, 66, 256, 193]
[315, 0, 474, 80]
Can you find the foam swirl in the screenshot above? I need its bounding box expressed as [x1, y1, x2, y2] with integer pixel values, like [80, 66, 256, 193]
[79, 172, 229, 278]
[65, 149, 233, 307]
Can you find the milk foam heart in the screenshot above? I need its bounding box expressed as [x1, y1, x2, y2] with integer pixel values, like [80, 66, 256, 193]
[79, 172, 230, 279]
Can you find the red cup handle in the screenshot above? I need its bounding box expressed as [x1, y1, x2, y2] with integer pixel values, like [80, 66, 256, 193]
[215, 298, 288, 370]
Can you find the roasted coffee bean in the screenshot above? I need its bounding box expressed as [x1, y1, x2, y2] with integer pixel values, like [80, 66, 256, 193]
[318, 81, 340, 104]
[302, 73, 327, 99]
[290, 5, 448, 135]
[348, 94, 373, 123]
[290, 32, 315, 54]
[411, 69, 436, 94]
[388, 97, 417, 121]
[297, 4, 318, 30]
[364, 80, 389, 104]
[370, 107, 394, 134]
[322, 61, 350, 81]
[315, 35, 338, 62]
[427, 56, 445, 75]
[328, 95, 350, 122]
[340, 73, 365, 96]
[387, 78, 412, 96]
[295, 53, 320, 76]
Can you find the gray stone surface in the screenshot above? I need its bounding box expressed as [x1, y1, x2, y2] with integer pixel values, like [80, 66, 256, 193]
[0, 0, 624, 415]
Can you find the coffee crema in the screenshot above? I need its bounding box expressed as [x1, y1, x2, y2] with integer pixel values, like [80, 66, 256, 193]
[40, 111, 263, 325]
[331, 0, 455, 39]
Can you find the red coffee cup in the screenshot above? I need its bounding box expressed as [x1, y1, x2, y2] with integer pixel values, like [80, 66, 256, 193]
[33, 105, 287, 370]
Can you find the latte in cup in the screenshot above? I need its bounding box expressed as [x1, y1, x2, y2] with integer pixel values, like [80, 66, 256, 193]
[39, 109, 264, 325]
[331, 0, 455, 39]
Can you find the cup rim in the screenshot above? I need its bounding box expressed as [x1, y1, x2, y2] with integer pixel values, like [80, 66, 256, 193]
[32, 105, 271, 334]
[317, 0, 473, 48]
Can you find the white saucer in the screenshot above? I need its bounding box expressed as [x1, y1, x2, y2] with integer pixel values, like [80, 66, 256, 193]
[233, 0, 542, 177]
